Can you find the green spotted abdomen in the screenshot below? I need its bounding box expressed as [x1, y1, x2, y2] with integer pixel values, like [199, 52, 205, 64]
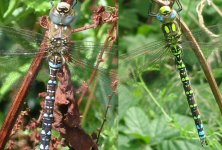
[170, 44, 207, 145]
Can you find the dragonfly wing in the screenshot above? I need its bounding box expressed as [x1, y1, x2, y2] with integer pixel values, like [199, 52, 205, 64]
[0, 26, 45, 54]
[119, 39, 173, 82]
[181, 24, 222, 63]
[68, 41, 118, 100]
[0, 26, 47, 98]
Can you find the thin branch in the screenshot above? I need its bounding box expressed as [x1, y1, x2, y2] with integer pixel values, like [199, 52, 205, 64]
[152, 0, 171, 6]
[72, 17, 118, 33]
[211, 1, 222, 16]
[96, 89, 117, 144]
[81, 80, 98, 125]
[77, 6, 118, 105]
[179, 19, 222, 114]
[138, 74, 172, 121]
[79, 4, 118, 129]
[72, 24, 98, 33]
[65, 0, 75, 6]
[0, 33, 47, 149]
[196, 0, 219, 37]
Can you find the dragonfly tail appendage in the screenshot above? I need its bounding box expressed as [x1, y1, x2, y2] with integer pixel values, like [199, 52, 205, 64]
[172, 45, 207, 145]
[40, 61, 62, 150]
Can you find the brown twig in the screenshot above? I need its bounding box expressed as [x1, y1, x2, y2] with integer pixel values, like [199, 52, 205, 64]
[72, 6, 118, 33]
[80, 26, 118, 125]
[77, 23, 117, 105]
[77, 6, 118, 105]
[9, 108, 30, 138]
[80, 2, 118, 142]
[179, 19, 222, 114]
[96, 81, 117, 144]
[81, 79, 98, 125]
[0, 33, 47, 149]
[65, 0, 75, 5]
[153, 0, 171, 6]
[72, 24, 98, 33]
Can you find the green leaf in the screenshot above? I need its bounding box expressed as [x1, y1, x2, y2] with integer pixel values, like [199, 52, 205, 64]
[119, 9, 139, 29]
[22, 0, 51, 12]
[123, 107, 151, 143]
[3, 0, 18, 18]
[119, 85, 140, 119]
[0, 63, 30, 98]
[157, 140, 211, 150]
[149, 116, 178, 145]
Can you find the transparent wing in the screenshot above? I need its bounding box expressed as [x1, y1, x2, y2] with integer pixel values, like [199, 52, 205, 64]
[119, 24, 222, 81]
[68, 41, 117, 93]
[119, 40, 171, 69]
[0, 26, 46, 98]
[0, 25, 44, 54]
[0, 26, 117, 102]
[180, 24, 222, 65]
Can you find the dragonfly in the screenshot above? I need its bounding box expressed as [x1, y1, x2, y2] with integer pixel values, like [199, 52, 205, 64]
[0, 1, 117, 150]
[119, 0, 222, 146]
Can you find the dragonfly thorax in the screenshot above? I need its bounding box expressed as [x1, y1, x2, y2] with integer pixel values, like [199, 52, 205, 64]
[49, 2, 75, 26]
[162, 21, 182, 44]
[50, 37, 68, 47]
[47, 37, 71, 64]
[48, 23, 72, 40]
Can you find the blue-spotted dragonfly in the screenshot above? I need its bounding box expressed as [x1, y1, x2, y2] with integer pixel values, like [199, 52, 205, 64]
[0, 1, 117, 149]
[119, 0, 222, 147]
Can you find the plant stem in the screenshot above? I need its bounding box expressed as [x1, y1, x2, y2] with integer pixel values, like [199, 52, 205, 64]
[179, 19, 222, 114]
[0, 33, 47, 149]
[138, 74, 172, 121]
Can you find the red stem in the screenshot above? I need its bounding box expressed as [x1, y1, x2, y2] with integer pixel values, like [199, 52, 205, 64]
[0, 33, 47, 149]
[77, 22, 117, 106]
[72, 24, 97, 33]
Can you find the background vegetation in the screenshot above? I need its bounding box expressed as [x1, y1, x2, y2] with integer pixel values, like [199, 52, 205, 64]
[0, 0, 117, 149]
[119, 0, 222, 149]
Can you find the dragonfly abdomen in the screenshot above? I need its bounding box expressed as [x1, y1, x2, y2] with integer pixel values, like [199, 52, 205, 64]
[172, 44, 207, 145]
[40, 60, 62, 150]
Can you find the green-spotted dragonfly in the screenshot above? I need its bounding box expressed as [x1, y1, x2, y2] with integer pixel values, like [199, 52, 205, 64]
[119, 0, 221, 147]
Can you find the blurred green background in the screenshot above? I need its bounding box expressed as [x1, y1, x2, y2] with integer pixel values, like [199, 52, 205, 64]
[119, 0, 222, 150]
[0, 0, 117, 149]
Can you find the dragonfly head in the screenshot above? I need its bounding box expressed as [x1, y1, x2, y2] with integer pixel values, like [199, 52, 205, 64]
[156, 6, 177, 23]
[49, 2, 75, 26]
[56, 2, 71, 14]
[159, 6, 172, 16]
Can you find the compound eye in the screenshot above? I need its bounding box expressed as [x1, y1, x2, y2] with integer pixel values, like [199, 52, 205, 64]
[64, 8, 69, 13]
[57, 7, 69, 13]
[56, 2, 70, 13]
[163, 10, 170, 15]
[159, 6, 171, 15]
